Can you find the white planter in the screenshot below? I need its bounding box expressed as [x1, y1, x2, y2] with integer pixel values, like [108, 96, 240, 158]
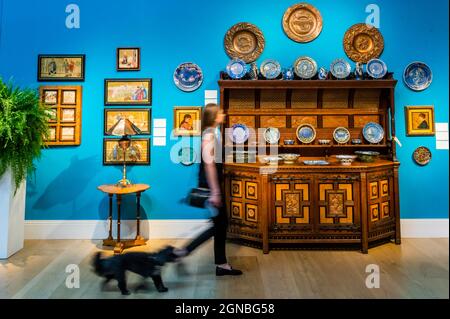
[0, 168, 26, 259]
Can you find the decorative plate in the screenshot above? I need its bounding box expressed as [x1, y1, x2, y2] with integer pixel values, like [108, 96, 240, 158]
[226, 58, 248, 79]
[367, 58, 387, 79]
[403, 62, 433, 91]
[333, 127, 351, 144]
[296, 124, 316, 144]
[263, 127, 281, 144]
[413, 146, 431, 166]
[173, 62, 203, 92]
[294, 56, 318, 79]
[303, 160, 330, 166]
[343, 23, 384, 63]
[178, 147, 196, 166]
[330, 59, 351, 79]
[260, 60, 281, 79]
[362, 122, 384, 144]
[230, 123, 250, 144]
[224, 22, 265, 63]
[282, 3, 323, 43]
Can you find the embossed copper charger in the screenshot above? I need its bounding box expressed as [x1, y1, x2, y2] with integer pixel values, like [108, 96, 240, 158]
[343, 23, 384, 63]
[224, 22, 265, 63]
[282, 3, 323, 43]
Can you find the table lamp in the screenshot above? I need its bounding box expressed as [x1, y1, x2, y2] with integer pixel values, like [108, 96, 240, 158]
[106, 117, 142, 187]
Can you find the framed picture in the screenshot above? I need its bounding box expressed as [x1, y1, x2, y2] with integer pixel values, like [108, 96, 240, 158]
[62, 90, 77, 105]
[104, 108, 151, 135]
[103, 138, 150, 165]
[117, 48, 140, 71]
[104, 79, 152, 105]
[38, 54, 85, 81]
[405, 106, 435, 136]
[61, 108, 76, 122]
[43, 90, 58, 104]
[173, 106, 202, 136]
[46, 126, 57, 141]
[46, 108, 58, 122]
[60, 126, 76, 141]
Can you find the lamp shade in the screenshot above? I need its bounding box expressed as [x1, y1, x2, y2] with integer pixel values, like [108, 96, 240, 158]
[106, 117, 142, 136]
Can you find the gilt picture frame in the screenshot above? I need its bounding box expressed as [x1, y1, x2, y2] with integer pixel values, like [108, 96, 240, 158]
[173, 106, 202, 136]
[405, 106, 435, 136]
[104, 108, 151, 135]
[103, 138, 150, 165]
[104, 79, 152, 105]
[38, 54, 85, 81]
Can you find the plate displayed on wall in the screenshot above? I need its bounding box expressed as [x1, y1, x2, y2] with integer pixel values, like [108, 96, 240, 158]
[282, 3, 323, 43]
[263, 127, 280, 144]
[224, 22, 265, 63]
[294, 56, 318, 79]
[362, 122, 384, 144]
[226, 58, 248, 79]
[173, 62, 203, 92]
[260, 60, 281, 79]
[296, 124, 316, 144]
[178, 147, 197, 166]
[333, 127, 351, 144]
[343, 23, 384, 63]
[403, 62, 433, 91]
[230, 123, 250, 144]
[330, 59, 351, 79]
[413, 146, 431, 166]
[367, 58, 387, 79]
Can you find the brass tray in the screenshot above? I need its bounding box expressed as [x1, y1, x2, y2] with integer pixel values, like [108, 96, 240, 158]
[224, 22, 265, 63]
[282, 3, 322, 43]
[343, 23, 384, 63]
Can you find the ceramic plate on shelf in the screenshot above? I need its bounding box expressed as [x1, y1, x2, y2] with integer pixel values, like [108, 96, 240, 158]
[318, 67, 328, 80]
[173, 62, 203, 92]
[330, 58, 351, 79]
[403, 62, 432, 91]
[367, 58, 387, 79]
[263, 127, 280, 144]
[226, 58, 248, 79]
[294, 56, 318, 79]
[178, 147, 196, 166]
[296, 124, 316, 144]
[413, 146, 431, 166]
[333, 127, 351, 144]
[260, 59, 281, 79]
[303, 160, 330, 166]
[230, 123, 250, 144]
[363, 122, 384, 144]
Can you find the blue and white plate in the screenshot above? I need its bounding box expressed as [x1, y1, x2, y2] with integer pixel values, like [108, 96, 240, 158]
[330, 59, 351, 79]
[173, 62, 203, 92]
[263, 127, 280, 144]
[403, 62, 432, 91]
[294, 56, 318, 79]
[230, 123, 250, 144]
[333, 127, 351, 144]
[226, 58, 248, 79]
[367, 59, 387, 79]
[296, 124, 316, 144]
[260, 59, 281, 79]
[362, 122, 384, 144]
[303, 160, 330, 166]
[318, 67, 328, 80]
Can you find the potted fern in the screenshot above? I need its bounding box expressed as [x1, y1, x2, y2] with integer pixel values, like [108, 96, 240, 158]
[0, 78, 49, 258]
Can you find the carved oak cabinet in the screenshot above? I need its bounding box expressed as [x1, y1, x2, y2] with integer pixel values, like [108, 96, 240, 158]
[219, 78, 400, 253]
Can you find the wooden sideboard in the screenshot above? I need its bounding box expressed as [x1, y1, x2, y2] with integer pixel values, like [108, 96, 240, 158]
[219, 78, 400, 253]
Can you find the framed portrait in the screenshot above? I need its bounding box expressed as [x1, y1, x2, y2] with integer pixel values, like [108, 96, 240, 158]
[405, 106, 435, 136]
[117, 48, 140, 71]
[104, 108, 151, 135]
[104, 79, 152, 105]
[103, 138, 150, 165]
[60, 126, 76, 141]
[62, 90, 77, 105]
[61, 108, 76, 122]
[43, 90, 58, 104]
[173, 106, 202, 136]
[38, 54, 85, 81]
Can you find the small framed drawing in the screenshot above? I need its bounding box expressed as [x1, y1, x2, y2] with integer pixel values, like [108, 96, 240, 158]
[61, 108, 76, 122]
[38, 54, 85, 81]
[62, 90, 77, 105]
[104, 108, 151, 135]
[43, 90, 58, 104]
[104, 79, 152, 105]
[46, 108, 58, 122]
[46, 126, 57, 141]
[117, 48, 140, 71]
[60, 126, 76, 141]
[405, 106, 435, 136]
[103, 138, 150, 165]
[173, 106, 202, 136]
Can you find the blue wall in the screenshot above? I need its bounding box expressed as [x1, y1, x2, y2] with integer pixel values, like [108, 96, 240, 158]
[0, 0, 448, 220]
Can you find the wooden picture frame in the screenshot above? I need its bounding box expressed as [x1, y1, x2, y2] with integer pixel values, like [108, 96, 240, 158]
[38, 54, 85, 81]
[405, 106, 435, 136]
[103, 138, 150, 165]
[117, 47, 140, 71]
[173, 106, 202, 136]
[104, 108, 151, 135]
[104, 79, 152, 105]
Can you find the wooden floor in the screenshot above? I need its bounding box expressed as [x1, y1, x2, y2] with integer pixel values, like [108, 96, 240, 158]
[0, 238, 448, 299]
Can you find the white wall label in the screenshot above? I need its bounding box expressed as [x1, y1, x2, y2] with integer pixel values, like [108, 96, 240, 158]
[435, 122, 449, 150]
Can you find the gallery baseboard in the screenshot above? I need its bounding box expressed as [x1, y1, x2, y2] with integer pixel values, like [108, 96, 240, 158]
[23, 218, 449, 240]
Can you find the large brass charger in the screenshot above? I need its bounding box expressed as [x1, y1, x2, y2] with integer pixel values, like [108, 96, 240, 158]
[282, 3, 323, 43]
[224, 22, 265, 63]
[343, 23, 384, 63]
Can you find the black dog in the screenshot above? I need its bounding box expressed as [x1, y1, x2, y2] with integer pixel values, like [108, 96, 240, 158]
[92, 246, 177, 295]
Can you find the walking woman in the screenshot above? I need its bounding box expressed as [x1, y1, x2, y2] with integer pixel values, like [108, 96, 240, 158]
[174, 104, 242, 276]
